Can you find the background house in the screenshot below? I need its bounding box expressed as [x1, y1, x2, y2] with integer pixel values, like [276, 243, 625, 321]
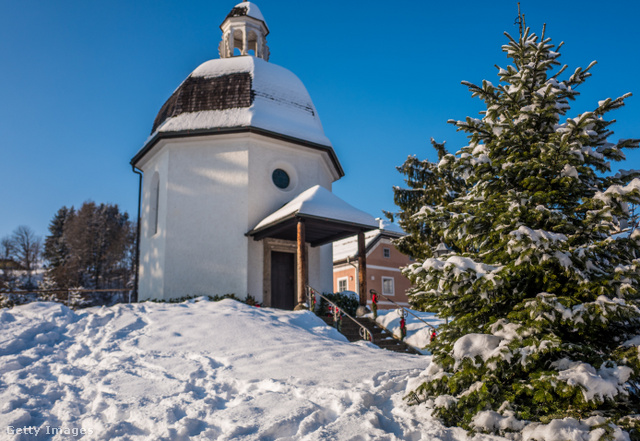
[333, 219, 413, 309]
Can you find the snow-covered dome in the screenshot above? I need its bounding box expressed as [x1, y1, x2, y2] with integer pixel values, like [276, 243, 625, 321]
[151, 56, 330, 146]
[143, 1, 333, 147]
[224, 1, 268, 30]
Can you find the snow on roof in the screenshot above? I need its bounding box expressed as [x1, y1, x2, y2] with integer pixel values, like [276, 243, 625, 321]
[332, 218, 405, 262]
[377, 218, 405, 235]
[233, 1, 266, 24]
[151, 56, 330, 147]
[252, 185, 379, 232]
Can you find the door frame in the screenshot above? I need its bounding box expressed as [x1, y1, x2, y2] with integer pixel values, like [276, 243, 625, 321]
[262, 238, 300, 308]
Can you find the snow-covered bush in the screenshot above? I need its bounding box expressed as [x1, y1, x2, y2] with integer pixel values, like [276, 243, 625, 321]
[316, 291, 360, 317]
[396, 25, 640, 435]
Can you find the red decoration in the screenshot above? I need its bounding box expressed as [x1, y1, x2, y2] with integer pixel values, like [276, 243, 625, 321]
[371, 292, 378, 319]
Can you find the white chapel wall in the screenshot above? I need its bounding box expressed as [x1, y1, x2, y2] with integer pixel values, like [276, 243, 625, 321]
[246, 135, 336, 299]
[138, 146, 170, 300]
[161, 136, 250, 299]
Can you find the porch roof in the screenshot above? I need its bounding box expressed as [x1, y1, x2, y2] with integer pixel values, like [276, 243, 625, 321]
[247, 185, 379, 246]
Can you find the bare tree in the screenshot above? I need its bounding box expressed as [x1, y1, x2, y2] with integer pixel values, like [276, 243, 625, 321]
[0, 236, 17, 289]
[11, 226, 42, 288]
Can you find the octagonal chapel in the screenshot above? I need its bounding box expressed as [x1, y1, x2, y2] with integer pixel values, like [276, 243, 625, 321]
[131, 1, 377, 309]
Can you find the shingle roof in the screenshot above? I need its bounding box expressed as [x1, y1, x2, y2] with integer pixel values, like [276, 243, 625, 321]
[147, 57, 330, 147]
[152, 73, 253, 133]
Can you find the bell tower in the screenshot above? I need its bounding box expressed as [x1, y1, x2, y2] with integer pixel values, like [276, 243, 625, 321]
[219, 1, 270, 61]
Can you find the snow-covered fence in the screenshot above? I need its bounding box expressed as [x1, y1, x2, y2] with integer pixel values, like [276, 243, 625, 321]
[0, 288, 134, 309]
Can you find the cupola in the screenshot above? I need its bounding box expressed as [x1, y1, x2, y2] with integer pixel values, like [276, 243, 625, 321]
[219, 1, 270, 60]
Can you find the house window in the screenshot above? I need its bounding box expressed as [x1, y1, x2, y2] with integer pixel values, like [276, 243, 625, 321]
[383, 247, 391, 258]
[337, 277, 348, 292]
[382, 277, 394, 296]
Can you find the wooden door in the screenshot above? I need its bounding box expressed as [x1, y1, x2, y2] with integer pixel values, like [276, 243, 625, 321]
[271, 251, 295, 310]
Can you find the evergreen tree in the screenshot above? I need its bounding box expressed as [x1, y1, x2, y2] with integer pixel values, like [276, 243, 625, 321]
[43, 206, 75, 288]
[64, 202, 133, 289]
[42, 202, 134, 289]
[400, 26, 640, 435]
[387, 139, 467, 261]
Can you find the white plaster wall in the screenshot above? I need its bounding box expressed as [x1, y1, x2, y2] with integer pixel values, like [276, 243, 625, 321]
[137, 132, 338, 302]
[247, 238, 263, 301]
[309, 243, 334, 294]
[138, 146, 170, 301]
[162, 137, 250, 299]
[246, 134, 336, 299]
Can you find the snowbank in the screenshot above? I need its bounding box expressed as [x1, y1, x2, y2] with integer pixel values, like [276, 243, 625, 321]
[373, 308, 445, 354]
[0, 299, 492, 441]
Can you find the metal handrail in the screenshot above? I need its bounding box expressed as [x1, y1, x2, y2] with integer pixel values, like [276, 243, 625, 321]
[370, 289, 437, 333]
[306, 285, 372, 342]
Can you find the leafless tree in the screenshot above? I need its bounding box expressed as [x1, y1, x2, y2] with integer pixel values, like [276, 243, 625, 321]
[0, 236, 17, 289]
[11, 225, 42, 288]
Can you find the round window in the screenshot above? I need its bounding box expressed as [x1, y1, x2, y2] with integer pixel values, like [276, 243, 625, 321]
[272, 169, 290, 189]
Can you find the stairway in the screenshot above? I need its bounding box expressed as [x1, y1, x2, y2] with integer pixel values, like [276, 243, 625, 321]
[321, 316, 420, 355]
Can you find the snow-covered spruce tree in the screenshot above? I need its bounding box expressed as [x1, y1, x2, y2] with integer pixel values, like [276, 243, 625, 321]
[403, 26, 640, 435]
[387, 139, 467, 261]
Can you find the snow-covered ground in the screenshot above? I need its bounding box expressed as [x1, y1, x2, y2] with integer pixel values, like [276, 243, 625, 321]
[0, 299, 497, 441]
[373, 309, 446, 354]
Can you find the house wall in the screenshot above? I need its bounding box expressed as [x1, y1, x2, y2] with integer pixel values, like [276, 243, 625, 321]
[137, 132, 337, 303]
[332, 238, 413, 309]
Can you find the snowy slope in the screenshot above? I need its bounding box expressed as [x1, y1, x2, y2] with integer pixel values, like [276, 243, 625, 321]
[0, 299, 497, 441]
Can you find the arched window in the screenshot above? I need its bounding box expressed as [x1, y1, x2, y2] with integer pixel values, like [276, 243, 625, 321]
[248, 30, 258, 56]
[149, 172, 160, 237]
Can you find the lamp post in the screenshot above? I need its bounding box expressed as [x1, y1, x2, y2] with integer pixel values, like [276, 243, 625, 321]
[433, 242, 451, 258]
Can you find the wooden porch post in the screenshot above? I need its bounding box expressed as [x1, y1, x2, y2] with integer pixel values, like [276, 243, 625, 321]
[357, 231, 367, 307]
[295, 218, 308, 309]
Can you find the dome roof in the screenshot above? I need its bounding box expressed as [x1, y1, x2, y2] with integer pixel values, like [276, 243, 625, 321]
[150, 56, 331, 147]
[224, 1, 268, 31]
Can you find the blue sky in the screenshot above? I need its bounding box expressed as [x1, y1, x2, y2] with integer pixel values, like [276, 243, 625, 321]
[2, 0, 639, 239]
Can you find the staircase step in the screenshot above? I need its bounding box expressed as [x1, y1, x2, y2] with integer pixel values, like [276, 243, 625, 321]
[318, 314, 420, 355]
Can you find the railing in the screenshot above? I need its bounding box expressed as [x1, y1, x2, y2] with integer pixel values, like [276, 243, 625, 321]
[370, 289, 437, 334]
[0, 288, 134, 309]
[306, 285, 372, 342]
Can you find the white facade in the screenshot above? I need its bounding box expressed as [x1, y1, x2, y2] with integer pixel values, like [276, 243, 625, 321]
[133, 2, 347, 305]
[136, 132, 337, 301]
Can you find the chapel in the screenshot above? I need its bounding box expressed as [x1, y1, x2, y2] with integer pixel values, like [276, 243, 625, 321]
[131, 1, 378, 309]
